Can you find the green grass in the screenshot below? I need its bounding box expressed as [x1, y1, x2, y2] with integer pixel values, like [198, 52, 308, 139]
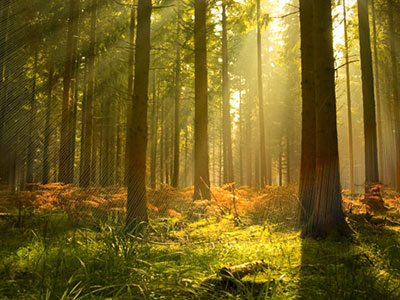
[0, 211, 400, 299]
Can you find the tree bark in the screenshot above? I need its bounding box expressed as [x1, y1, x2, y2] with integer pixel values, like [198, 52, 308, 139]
[222, 3, 234, 185]
[256, 0, 267, 187]
[59, 0, 79, 184]
[172, 5, 182, 188]
[150, 70, 157, 189]
[357, 0, 381, 198]
[26, 50, 39, 188]
[388, 0, 400, 192]
[343, 0, 355, 196]
[124, 5, 136, 186]
[193, 0, 211, 200]
[80, 0, 97, 187]
[42, 67, 54, 184]
[0, 1, 9, 183]
[299, 0, 316, 226]
[304, 0, 346, 237]
[371, 0, 384, 181]
[126, 0, 151, 227]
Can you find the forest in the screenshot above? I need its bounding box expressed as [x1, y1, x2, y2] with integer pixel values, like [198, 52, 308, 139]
[1, 0, 400, 298]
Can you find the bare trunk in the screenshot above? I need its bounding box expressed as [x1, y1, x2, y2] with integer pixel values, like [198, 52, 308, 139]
[388, 0, 400, 192]
[193, 0, 211, 200]
[59, 0, 79, 184]
[343, 0, 355, 196]
[172, 6, 181, 188]
[26, 50, 39, 188]
[126, 0, 151, 227]
[256, 0, 267, 187]
[358, 0, 381, 198]
[304, 0, 346, 237]
[80, 0, 97, 187]
[222, 3, 234, 184]
[371, 0, 384, 181]
[42, 67, 54, 184]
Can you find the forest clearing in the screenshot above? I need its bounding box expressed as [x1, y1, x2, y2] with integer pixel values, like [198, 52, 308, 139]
[1, 0, 400, 298]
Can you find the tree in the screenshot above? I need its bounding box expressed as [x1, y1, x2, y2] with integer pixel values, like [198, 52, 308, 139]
[357, 0, 382, 202]
[42, 67, 54, 184]
[388, 0, 400, 192]
[256, 0, 267, 187]
[172, 4, 182, 188]
[80, 0, 97, 187]
[193, 0, 211, 200]
[299, 0, 316, 226]
[126, 0, 152, 228]
[343, 0, 355, 196]
[222, 2, 234, 185]
[59, 0, 79, 184]
[26, 50, 39, 189]
[303, 0, 347, 237]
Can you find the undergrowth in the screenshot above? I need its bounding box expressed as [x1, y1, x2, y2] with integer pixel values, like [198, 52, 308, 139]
[0, 185, 399, 299]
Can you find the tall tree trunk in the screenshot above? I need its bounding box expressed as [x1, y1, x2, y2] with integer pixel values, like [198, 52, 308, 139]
[159, 97, 165, 184]
[26, 50, 39, 188]
[69, 57, 80, 183]
[101, 99, 112, 187]
[239, 75, 243, 186]
[80, 0, 96, 187]
[343, 0, 355, 196]
[172, 5, 182, 188]
[286, 132, 291, 184]
[193, 0, 211, 200]
[124, 5, 136, 186]
[256, 0, 267, 187]
[305, 0, 346, 237]
[358, 0, 381, 200]
[0, 1, 9, 183]
[245, 88, 252, 186]
[222, 3, 234, 185]
[371, 0, 384, 180]
[299, 0, 316, 226]
[388, 0, 400, 192]
[42, 67, 54, 184]
[59, 0, 79, 184]
[150, 70, 157, 189]
[126, 0, 151, 227]
[184, 125, 188, 187]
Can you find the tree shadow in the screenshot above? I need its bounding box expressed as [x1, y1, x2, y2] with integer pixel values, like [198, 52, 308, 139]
[298, 216, 400, 300]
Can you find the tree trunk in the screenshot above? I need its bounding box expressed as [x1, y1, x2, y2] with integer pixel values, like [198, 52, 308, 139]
[124, 5, 136, 186]
[0, 1, 9, 183]
[150, 70, 157, 189]
[26, 50, 39, 188]
[222, 3, 234, 185]
[80, 0, 96, 187]
[126, 0, 151, 227]
[371, 0, 384, 181]
[304, 0, 346, 237]
[159, 96, 165, 184]
[42, 67, 54, 184]
[193, 0, 211, 200]
[172, 5, 182, 188]
[59, 0, 79, 184]
[343, 0, 355, 196]
[239, 75, 243, 186]
[357, 0, 381, 199]
[299, 0, 316, 226]
[388, 0, 400, 192]
[256, 0, 267, 187]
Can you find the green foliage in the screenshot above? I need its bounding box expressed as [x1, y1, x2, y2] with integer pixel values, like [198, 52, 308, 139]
[1, 210, 400, 299]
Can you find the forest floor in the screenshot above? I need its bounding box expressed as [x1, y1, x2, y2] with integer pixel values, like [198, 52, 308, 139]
[1, 185, 400, 299]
